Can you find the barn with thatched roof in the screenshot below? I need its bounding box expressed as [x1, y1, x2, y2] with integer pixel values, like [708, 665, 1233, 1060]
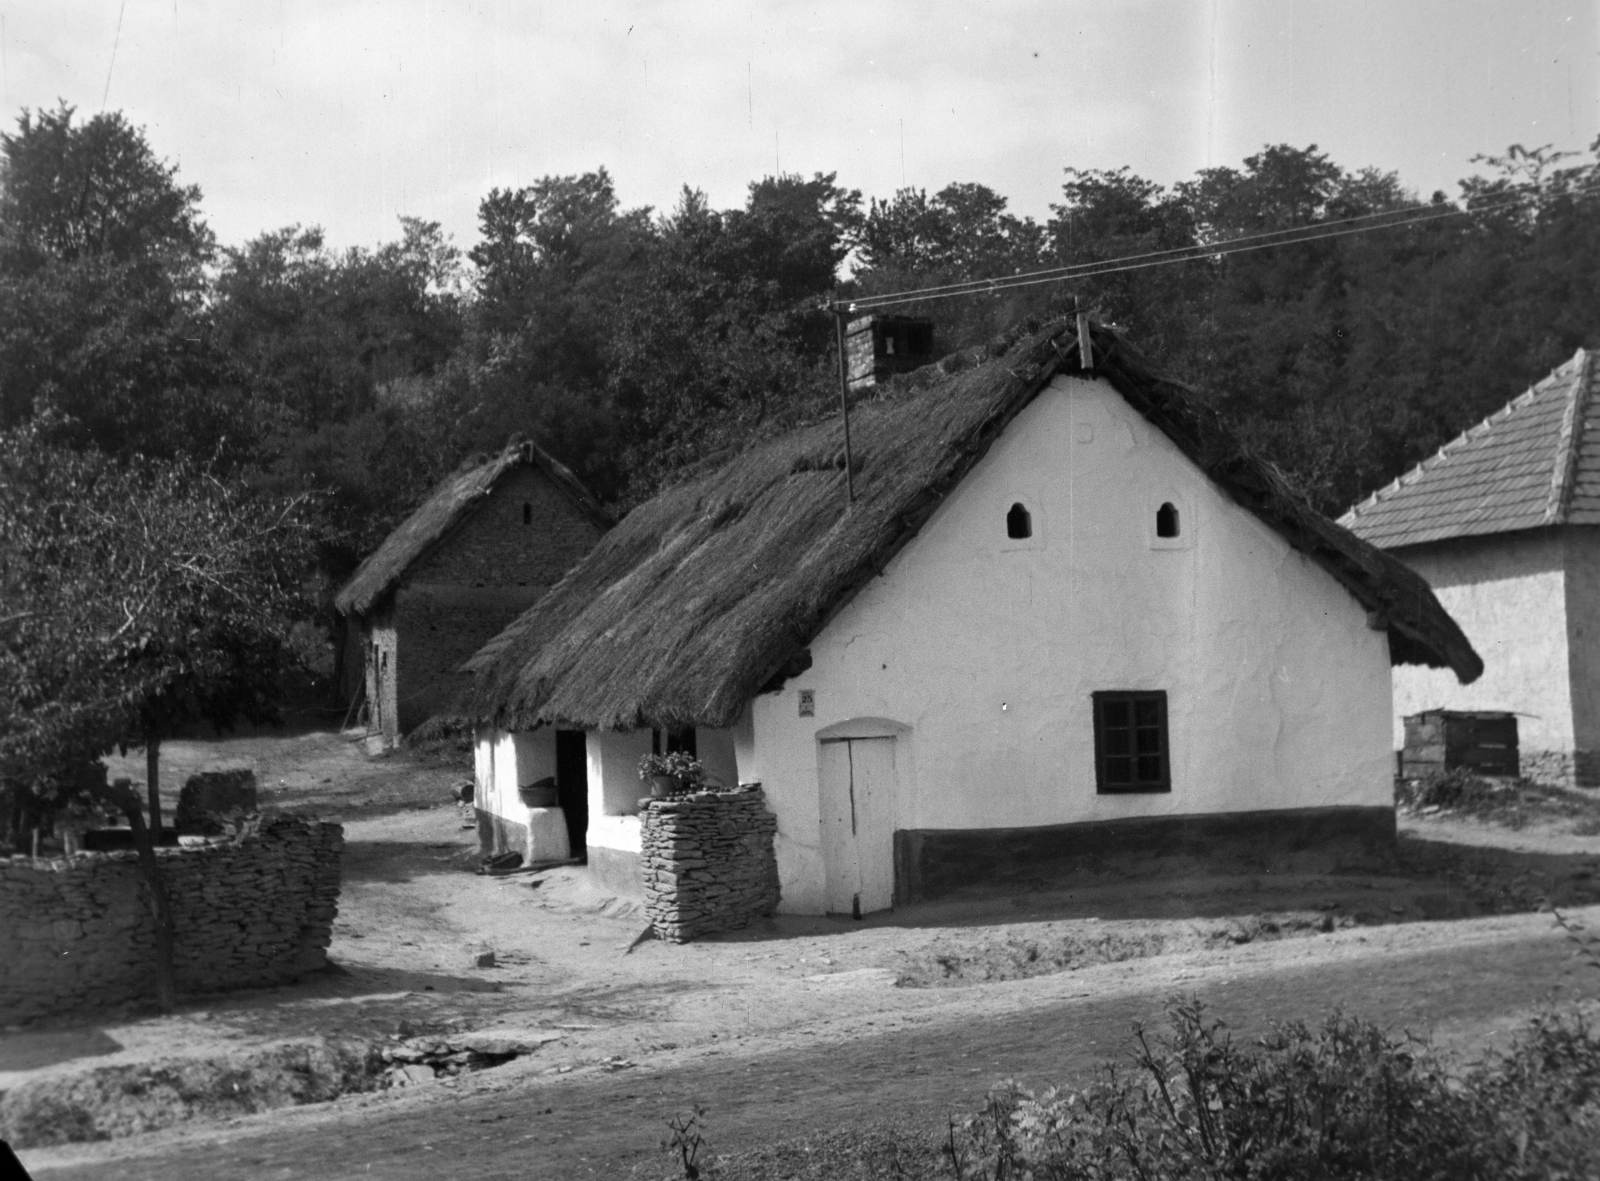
[334, 439, 609, 750]
[464, 319, 1479, 912]
[1342, 347, 1600, 785]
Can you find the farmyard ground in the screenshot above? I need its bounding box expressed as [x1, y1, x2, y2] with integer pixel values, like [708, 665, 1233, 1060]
[4, 728, 1599, 1178]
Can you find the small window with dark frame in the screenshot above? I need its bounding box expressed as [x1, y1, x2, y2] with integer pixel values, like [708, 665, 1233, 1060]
[522, 502, 533, 525]
[1156, 502, 1179, 538]
[1093, 691, 1171, 793]
[1006, 502, 1032, 540]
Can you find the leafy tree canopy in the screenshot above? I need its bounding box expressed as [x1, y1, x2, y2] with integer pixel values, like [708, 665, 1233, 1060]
[0, 423, 319, 795]
[0, 103, 211, 279]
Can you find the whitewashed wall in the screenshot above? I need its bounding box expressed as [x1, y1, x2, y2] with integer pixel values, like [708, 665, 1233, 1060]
[1563, 528, 1600, 755]
[734, 375, 1394, 914]
[472, 726, 568, 862]
[1388, 531, 1572, 755]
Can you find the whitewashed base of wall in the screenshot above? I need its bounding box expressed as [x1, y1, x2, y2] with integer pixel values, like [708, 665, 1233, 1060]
[475, 805, 571, 865]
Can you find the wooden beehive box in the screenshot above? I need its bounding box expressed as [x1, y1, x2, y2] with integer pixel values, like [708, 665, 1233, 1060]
[1401, 710, 1519, 779]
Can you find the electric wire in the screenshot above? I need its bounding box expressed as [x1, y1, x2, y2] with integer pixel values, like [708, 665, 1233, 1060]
[834, 177, 1600, 314]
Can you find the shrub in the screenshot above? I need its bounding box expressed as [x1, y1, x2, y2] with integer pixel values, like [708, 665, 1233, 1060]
[943, 997, 1600, 1181]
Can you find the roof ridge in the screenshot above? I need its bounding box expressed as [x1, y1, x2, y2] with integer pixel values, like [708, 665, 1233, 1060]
[1545, 347, 1593, 525]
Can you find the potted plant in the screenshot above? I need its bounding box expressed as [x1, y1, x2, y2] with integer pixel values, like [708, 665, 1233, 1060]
[638, 751, 704, 797]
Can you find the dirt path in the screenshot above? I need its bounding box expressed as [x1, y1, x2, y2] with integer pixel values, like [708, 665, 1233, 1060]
[9, 732, 1600, 1176]
[21, 911, 1595, 1179]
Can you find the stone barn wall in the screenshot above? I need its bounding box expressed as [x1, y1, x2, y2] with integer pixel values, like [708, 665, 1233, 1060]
[0, 813, 342, 1023]
[640, 786, 779, 942]
[373, 466, 609, 740]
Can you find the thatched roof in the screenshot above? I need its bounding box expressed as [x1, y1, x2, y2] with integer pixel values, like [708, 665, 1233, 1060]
[334, 440, 611, 617]
[465, 319, 1482, 732]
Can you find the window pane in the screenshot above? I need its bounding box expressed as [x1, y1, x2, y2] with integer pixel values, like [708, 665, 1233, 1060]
[1134, 699, 1159, 726]
[1104, 757, 1133, 784]
[1102, 700, 1130, 728]
[1104, 729, 1131, 756]
[1135, 728, 1161, 754]
[1136, 755, 1163, 782]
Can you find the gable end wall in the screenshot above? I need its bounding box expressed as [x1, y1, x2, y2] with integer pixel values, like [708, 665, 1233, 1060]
[377, 467, 607, 737]
[735, 375, 1394, 913]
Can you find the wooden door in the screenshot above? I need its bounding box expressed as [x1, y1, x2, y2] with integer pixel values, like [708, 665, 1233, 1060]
[819, 736, 897, 916]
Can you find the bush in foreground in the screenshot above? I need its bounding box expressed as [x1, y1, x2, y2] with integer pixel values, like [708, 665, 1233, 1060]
[676, 1000, 1600, 1180]
[946, 1000, 1599, 1180]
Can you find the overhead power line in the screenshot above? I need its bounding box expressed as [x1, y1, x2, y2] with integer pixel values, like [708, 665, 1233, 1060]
[833, 178, 1600, 315]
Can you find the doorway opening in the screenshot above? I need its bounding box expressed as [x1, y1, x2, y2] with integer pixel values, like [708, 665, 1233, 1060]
[555, 730, 588, 861]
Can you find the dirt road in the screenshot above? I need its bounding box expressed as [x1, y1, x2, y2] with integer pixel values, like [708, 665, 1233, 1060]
[10, 730, 1597, 1178]
[23, 910, 1595, 1180]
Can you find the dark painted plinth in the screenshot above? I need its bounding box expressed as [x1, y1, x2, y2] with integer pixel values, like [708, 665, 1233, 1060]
[894, 805, 1396, 905]
[587, 845, 643, 898]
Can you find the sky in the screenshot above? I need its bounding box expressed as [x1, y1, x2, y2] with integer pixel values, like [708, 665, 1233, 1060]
[0, 0, 1595, 253]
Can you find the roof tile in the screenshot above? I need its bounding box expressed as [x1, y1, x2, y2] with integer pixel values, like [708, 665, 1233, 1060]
[1340, 350, 1595, 548]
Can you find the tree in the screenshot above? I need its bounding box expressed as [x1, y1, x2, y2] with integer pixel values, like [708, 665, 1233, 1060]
[0, 425, 319, 1010]
[0, 104, 208, 278]
[605, 176, 859, 501]
[212, 217, 464, 432]
[0, 104, 248, 465]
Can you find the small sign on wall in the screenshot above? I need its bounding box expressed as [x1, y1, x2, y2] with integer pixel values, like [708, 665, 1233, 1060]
[798, 689, 815, 717]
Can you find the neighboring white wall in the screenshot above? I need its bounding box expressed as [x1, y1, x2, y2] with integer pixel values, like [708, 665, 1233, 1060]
[738, 374, 1394, 914]
[1388, 531, 1572, 755]
[696, 726, 741, 788]
[1563, 528, 1600, 755]
[585, 730, 652, 855]
[472, 727, 566, 861]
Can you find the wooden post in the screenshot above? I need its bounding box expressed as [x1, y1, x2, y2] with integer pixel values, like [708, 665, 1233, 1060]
[833, 307, 856, 505]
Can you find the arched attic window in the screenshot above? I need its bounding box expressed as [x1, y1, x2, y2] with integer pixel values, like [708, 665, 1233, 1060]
[522, 502, 533, 525]
[1156, 502, 1180, 538]
[1006, 502, 1032, 540]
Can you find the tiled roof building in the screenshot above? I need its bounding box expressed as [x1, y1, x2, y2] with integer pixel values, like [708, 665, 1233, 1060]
[1342, 350, 1599, 548]
[1342, 349, 1600, 785]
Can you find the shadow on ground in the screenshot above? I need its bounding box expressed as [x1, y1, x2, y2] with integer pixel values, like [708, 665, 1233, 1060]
[0, 1029, 123, 1074]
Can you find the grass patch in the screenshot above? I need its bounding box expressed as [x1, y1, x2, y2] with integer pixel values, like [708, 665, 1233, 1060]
[0, 1039, 386, 1149]
[1398, 769, 1600, 831]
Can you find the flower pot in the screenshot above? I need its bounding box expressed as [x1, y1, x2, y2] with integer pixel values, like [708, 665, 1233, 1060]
[648, 774, 682, 798]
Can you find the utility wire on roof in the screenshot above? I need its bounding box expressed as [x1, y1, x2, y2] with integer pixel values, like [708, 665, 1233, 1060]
[831, 178, 1600, 315]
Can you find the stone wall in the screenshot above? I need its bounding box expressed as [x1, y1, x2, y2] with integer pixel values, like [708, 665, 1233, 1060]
[1521, 748, 1600, 789]
[0, 813, 342, 1024]
[409, 466, 605, 589]
[364, 466, 607, 743]
[640, 786, 779, 942]
[391, 586, 546, 734]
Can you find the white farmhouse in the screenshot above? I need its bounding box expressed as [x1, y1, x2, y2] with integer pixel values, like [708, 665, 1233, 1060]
[1341, 349, 1600, 785]
[463, 320, 1479, 913]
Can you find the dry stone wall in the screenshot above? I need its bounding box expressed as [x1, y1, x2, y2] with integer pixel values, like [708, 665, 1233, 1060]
[0, 813, 342, 1023]
[640, 786, 779, 942]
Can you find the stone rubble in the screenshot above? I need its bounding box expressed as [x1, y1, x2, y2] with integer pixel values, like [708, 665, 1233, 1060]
[640, 785, 779, 943]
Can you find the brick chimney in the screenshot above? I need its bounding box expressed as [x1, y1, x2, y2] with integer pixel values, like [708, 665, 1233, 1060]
[846, 315, 937, 391]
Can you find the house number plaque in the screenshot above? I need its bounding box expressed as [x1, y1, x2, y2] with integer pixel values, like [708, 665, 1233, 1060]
[798, 690, 815, 717]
